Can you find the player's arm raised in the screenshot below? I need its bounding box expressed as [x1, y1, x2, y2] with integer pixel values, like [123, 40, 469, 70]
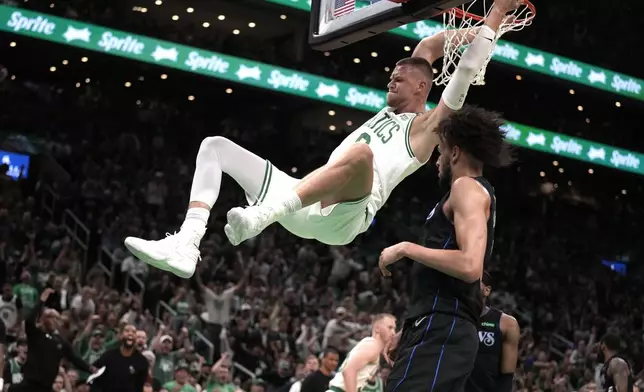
[413, 28, 479, 64]
[608, 357, 631, 392]
[382, 177, 489, 282]
[430, 0, 520, 121]
[499, 314, 520, 392]
[342, 341, 381, 392]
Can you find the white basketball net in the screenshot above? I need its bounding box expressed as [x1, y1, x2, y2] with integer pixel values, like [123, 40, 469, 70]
[434, 1, 535, 86]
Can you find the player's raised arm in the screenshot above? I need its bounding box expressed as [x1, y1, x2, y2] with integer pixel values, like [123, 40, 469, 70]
[413, 28, 479, 64]
[432, 0, 521, 119]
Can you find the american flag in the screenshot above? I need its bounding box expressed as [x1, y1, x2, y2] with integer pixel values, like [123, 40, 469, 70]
[333, 0, 356, 18]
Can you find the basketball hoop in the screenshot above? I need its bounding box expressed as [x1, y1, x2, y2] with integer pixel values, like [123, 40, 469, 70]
[434, 0, 536, 86]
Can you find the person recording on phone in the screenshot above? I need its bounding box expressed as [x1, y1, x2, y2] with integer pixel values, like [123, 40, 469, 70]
[9, 288, 97, 392]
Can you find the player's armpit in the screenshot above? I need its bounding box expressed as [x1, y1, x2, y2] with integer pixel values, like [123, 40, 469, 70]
[500, 314, 520, 374]
[608, 357, 631, 392]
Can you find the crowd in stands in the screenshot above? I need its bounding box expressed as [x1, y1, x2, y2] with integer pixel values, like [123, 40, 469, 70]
[2, 63, 644, 392]
[1, 1, 644, 392]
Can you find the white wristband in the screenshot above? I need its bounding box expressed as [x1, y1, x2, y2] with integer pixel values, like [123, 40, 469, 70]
[442, 25, 496, 110]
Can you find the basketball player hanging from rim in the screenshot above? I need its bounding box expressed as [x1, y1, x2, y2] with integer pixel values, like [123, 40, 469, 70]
[376, 11, 520, 392]
[124, 0, 524, 279]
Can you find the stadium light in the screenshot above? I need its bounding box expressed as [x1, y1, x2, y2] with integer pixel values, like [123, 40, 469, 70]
[188, 95, 195, 101]
[172, 15, 179, 21]
[353, 58, 360, 64]
[552, 160, 559, 166]
[588, 168, 594, 174]
[155, 0, 162, 5]
[187, 7, 194, 13]
[346, 120, 353, 126]
[225, 88, 233, 94]
[81, 57, 88, 62]
[49, 66, 56, 72]
[248, 22, 256, 28]
[62, 60, 68, 65]
[577, 105, 583, 111]
[125, 82, 132, 87]
[280, 14, 287, 19]
[558, 168, 564, 173]
[515, 75, 522, 81]
[218, 15, 225, 20]
[569, 89, 575, 95]
[371, 52, 378, 57]
[539, 171, 545, 177]
[160, 74, 168, 79]
[233, 29, 240, 35]
[328, 110, 336, 116]
[329, 125, 336, 131]
[9, 42, 16, 47]
[403, 46, 411, 52]
[615, 101, 622, 107]
[203, 22, 210, 28]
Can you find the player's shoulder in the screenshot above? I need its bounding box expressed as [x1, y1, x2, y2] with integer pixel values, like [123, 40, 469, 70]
[451, 177, 490, 202]
[500, 313, 520, 335]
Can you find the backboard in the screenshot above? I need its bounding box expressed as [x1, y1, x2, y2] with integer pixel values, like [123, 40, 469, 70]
[309, 0, 470, 51]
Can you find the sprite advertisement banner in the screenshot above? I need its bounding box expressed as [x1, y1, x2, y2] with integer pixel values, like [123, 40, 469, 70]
[1, 5, 642, 176]
[267, 0, 644, 102]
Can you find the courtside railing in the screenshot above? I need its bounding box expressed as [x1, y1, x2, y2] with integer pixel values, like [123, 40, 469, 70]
[61, 209, 90, 277]
[156, 300, 216, 363]
[40, 185, 59, 221]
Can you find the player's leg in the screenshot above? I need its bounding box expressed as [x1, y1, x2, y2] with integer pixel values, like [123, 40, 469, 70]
[225, 143, 374, 245]
[386, 314, 477, 392]
[124, 136, 268, 278]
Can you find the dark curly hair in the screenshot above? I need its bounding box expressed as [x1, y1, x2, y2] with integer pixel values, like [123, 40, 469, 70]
[435, 105, 515, 168]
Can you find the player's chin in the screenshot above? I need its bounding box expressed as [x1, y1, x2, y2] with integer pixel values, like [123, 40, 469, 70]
[386, 93, 397, 106]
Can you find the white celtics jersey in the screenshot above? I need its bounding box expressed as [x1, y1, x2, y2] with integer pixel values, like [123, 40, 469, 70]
[329, 107, 424, 214]
[329, 337, 380, 391]
[0, 295, 18, 330]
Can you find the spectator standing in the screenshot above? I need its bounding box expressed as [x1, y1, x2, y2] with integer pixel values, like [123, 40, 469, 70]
[3, 339, 27, 390]
[10, 288, 94, 392]
[196, 252, 247, 356]
[299, 348, 339, 392]
[91, 324, 149, 392]
[0, 283, 22, 342]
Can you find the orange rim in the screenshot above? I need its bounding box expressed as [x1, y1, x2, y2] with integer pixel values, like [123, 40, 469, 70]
[451, 0, 536, 26]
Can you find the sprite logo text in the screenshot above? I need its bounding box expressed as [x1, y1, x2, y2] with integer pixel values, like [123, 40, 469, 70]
[7, 11, 55, 34]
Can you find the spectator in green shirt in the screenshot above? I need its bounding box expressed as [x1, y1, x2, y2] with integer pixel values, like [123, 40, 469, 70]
[162, 361, 198, 392]
[12, 271, 38, 315]
[205, 353, 237, 392]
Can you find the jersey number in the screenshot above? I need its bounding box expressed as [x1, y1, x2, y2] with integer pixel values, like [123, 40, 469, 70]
[355, 132, 371, 145]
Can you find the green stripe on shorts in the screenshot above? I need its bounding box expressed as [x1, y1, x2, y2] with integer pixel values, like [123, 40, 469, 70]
[258, 162, 273, 204]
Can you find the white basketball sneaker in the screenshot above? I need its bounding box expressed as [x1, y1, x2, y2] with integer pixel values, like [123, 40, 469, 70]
[124, 227, 203, 279]
[224, 205, 279, 246]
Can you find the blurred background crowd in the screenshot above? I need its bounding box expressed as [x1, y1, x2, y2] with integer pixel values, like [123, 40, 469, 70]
[1, 0, 644, 391]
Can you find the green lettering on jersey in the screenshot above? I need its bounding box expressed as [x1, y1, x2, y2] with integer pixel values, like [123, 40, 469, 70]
[481, 321, 496, 328]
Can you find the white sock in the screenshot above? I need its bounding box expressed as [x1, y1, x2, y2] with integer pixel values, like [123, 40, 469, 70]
[264, 190, 302, 219]
[182, 207, 210, 233]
